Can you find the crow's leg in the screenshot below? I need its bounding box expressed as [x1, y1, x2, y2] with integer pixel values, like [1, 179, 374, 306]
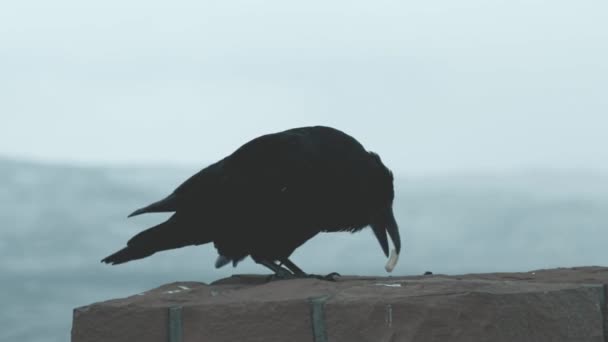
[279, 258, 306, 275]
[252, 257, 294, 279]
[279, 258, 340, 281]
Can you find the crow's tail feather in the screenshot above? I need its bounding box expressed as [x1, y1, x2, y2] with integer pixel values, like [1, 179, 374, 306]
[128, 193, 178, 218]
[101, 245, 152, 265]
[101, 217, 211, 265]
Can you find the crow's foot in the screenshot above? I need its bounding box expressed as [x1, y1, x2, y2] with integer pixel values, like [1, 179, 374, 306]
[266, 268, 296, 281]
[301, 272, 341, 281]
[266, 271, 341, 282]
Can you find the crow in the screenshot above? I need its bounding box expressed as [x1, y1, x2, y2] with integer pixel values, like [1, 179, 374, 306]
[102, 126, 401, 279]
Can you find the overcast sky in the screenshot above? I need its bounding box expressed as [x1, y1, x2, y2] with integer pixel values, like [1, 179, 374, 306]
[1, 0, 606, 174]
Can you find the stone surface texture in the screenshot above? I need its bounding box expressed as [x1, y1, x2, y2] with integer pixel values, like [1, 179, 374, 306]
[72, 267, 608, 342]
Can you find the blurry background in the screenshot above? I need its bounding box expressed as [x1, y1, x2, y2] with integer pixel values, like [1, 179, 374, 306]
[1, 1, 607, 341]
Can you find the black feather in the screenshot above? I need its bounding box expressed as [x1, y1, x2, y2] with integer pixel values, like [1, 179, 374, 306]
[128, 193, 179, 218]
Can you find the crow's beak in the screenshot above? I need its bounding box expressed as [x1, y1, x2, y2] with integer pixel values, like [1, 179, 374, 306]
[371, 206, 401, 257]
[371, 221, 390, 258]
[385, 207, 401, 255]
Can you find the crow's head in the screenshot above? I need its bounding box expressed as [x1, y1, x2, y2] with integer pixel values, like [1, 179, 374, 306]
[367, 151, 401, 272]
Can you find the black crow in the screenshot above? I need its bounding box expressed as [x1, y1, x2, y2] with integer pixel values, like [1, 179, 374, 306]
[102, 126, 401, 279]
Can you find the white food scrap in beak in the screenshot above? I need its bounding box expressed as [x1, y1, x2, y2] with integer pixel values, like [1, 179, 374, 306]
[385, 248, 399, 273]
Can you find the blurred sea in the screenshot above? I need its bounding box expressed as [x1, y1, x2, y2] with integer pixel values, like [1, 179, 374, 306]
[1, 158, 608, 342]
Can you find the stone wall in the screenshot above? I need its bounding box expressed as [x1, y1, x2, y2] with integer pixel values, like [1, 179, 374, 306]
[72, 267, 608, 342]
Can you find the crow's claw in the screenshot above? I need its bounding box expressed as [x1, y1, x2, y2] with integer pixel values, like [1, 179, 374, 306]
[306, 272, 341, 281]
